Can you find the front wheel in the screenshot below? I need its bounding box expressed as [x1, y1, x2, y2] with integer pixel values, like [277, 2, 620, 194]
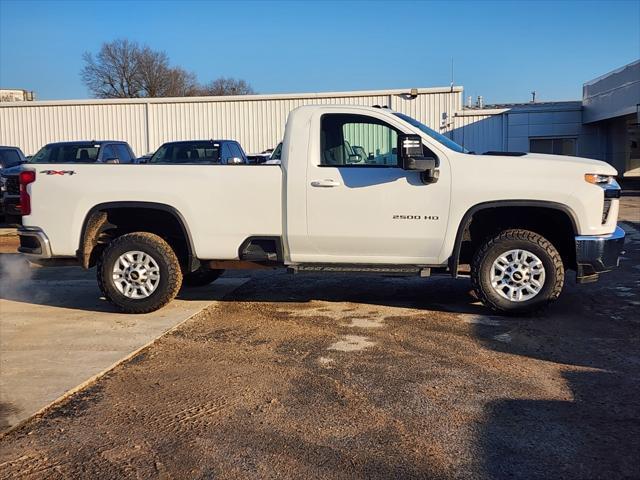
[471, 229, 564, 314]
[97, 232, 183, 314]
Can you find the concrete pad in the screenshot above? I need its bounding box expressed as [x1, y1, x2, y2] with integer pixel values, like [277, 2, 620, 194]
[0, 255, 248, 431]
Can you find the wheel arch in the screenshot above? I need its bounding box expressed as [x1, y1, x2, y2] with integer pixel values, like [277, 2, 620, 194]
[448, 200, 579, 277]
[77, 201, 197, 271]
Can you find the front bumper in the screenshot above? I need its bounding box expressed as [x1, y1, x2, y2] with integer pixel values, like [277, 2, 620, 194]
[575, 225, 626, 283]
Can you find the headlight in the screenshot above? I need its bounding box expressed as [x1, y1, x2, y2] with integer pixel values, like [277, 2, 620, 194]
[584, 173, 613, 185]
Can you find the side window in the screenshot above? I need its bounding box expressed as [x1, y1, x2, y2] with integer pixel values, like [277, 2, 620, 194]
[320, 114, 399, 167]
[101, 145, 117, 162]
[114, 144, 132, 163]
[229, 143, 245, 161]
[220, 143, 232, 164]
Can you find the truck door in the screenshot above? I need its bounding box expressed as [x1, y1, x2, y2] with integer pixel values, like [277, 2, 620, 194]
[304, 113, 450, 264]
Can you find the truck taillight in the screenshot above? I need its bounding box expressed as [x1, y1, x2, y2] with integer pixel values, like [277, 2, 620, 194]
[19, 170, 36, 215]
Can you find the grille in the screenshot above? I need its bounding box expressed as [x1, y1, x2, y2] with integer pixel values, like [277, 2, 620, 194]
[602, 199, 612, 224]
[4, 175, 19, 195]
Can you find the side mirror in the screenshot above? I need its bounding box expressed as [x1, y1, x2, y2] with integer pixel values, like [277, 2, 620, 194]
[228, 157, 244, 165]
[105, 158, 120, 164]
[397, 134, 439, 184]
[348, 154, 363, 163]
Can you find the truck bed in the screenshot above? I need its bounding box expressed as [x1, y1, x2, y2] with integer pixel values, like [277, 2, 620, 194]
[24, 164, 283, 259]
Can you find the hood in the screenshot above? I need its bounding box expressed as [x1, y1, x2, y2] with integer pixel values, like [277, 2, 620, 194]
[477, 152, 617, 176]
[522, 153, 616, 173]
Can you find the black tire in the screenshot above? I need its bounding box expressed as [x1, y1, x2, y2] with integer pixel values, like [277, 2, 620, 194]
[471, 229, 564, 314]
[183, 267, 224, 287]
[97, 232, 183, 314]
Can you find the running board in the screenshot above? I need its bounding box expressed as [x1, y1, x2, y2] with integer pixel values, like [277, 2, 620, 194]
[289, 264, 431, 277]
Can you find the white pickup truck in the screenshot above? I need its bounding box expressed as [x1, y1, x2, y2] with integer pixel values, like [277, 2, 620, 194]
[16, 105, 625, 314]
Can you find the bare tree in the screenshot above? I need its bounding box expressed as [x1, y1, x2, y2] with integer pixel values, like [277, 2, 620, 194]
[197, 77, 255, 96]
[163, 68, 199, 97]
[81, 39, 142, 98]
[136, 48, 199, 97]
[82, 40, 254, 98]
[136, 47, 170, 97]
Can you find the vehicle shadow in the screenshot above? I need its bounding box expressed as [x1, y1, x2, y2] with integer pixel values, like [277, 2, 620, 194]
[471, 244, 640, 479]
[188, 269, 491, 316]
[0, 249, 495, 316]
[479, 370, 640, 479]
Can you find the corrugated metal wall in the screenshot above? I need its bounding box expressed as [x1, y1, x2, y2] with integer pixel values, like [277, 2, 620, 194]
[0, 88, 469, 156]
[0, 103, 148, 156]
[452, 110, 506, 153]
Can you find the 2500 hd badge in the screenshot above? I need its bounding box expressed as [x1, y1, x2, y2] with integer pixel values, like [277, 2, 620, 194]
[392, 214, 440, 220]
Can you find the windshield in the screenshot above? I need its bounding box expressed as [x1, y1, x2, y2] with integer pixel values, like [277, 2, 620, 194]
[30, 144, 100, 163]
[150, 142, 221, 164]
[270, 142, 283, 160]
[393, 112, 469, 154]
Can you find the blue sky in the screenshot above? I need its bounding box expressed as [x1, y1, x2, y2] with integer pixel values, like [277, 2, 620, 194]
[1, 0, 638, 103]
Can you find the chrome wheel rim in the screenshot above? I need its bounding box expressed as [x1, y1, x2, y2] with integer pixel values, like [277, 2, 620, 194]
[490, 249, 546, 302]
[112, 250, 160, 299]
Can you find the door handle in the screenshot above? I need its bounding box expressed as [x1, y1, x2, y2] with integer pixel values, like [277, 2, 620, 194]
[311, 179, 341, 188]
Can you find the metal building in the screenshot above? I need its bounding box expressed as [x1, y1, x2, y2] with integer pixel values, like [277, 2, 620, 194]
[0, 87, 462, 156]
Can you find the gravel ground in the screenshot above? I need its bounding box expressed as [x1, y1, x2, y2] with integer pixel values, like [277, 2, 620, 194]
[0, 200, 639, 480]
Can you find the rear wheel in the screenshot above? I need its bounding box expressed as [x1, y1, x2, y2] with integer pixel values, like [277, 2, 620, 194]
[97, 232, 182, 313]
[183, 267, 224, 287]
[471, 229, 564, 314]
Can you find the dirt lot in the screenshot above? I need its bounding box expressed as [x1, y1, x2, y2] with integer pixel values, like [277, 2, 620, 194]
[0, 199, 639, 480]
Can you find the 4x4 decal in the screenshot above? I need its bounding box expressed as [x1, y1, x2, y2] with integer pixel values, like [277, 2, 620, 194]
[40, 170, 76, 175]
